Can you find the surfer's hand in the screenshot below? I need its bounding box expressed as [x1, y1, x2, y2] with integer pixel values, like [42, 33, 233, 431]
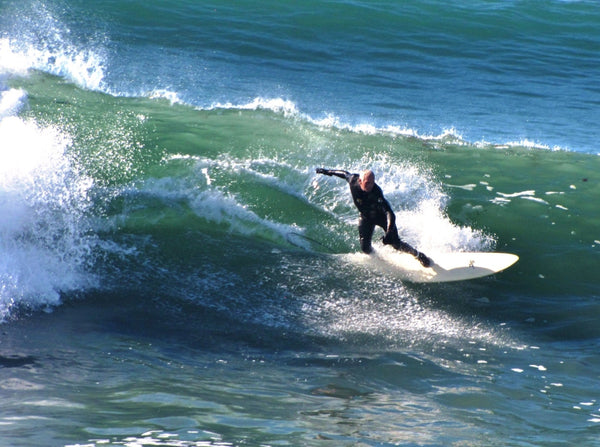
[316, 168, 330, 176]
[417, 252, 432, 268]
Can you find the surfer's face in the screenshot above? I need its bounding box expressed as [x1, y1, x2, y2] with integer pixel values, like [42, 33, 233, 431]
[359, 171, 375, 192]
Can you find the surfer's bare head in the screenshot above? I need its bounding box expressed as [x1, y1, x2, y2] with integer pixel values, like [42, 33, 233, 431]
[359, 170, 375, 192]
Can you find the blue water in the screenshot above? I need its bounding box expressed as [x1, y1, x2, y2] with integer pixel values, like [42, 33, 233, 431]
[3, 0, 599, 152]
[1, 0, 600, 446]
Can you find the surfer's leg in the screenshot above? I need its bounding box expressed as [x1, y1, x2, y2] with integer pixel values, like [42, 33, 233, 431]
[358, 216, 375, 254]
[394, 239, 417, 255]
[386, 227, 432, 268]
[395, 240, 431, 267]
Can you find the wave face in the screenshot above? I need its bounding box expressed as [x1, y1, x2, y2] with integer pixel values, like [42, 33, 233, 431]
[1, 1, 599, 446]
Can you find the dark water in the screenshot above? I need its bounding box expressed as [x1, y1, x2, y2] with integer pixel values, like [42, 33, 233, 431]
[1, 0, 599, 445]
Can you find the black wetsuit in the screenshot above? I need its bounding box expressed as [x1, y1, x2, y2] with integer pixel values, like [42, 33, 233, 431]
[316, 169, 419, 256]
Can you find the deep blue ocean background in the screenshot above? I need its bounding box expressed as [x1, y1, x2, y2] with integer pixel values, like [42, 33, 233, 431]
[1, 1, 599, 446]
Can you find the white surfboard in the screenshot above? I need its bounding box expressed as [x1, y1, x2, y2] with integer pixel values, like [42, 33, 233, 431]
[344, 248, 519, 283]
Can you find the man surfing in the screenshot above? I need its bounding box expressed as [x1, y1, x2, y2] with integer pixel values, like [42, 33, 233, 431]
[316, 168, 432, 267]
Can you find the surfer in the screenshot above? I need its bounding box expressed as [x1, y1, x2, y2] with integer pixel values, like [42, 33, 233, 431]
[315, 168, 432, 267]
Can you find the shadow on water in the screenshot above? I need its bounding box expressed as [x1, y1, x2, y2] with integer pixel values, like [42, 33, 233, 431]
[0, 354, 37, 368]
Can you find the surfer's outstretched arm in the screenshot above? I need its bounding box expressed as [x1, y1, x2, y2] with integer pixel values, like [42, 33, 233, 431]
[315, 168, 352, 181]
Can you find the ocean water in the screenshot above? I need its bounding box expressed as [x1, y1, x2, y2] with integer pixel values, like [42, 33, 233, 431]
[1, 0, 599, 445]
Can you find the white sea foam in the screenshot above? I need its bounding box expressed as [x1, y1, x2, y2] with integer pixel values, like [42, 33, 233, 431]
[203, 96, 469, 143]
[0, 99, 97, 320]
[207, 97, 300, 117]
[148, 89, 185, 105]
[0, 88, 26, 119]
[0, 35, 105, 92]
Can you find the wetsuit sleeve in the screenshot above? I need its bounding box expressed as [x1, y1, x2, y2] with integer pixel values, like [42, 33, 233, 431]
[315, 168, 353, 181]
[385, 204, 396, 230]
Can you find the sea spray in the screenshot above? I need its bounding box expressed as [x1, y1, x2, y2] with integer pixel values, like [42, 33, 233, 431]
[0, 91, 96, 319]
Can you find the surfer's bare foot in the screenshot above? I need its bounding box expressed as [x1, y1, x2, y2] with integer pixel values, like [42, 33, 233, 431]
[417, 252, 432, 268]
